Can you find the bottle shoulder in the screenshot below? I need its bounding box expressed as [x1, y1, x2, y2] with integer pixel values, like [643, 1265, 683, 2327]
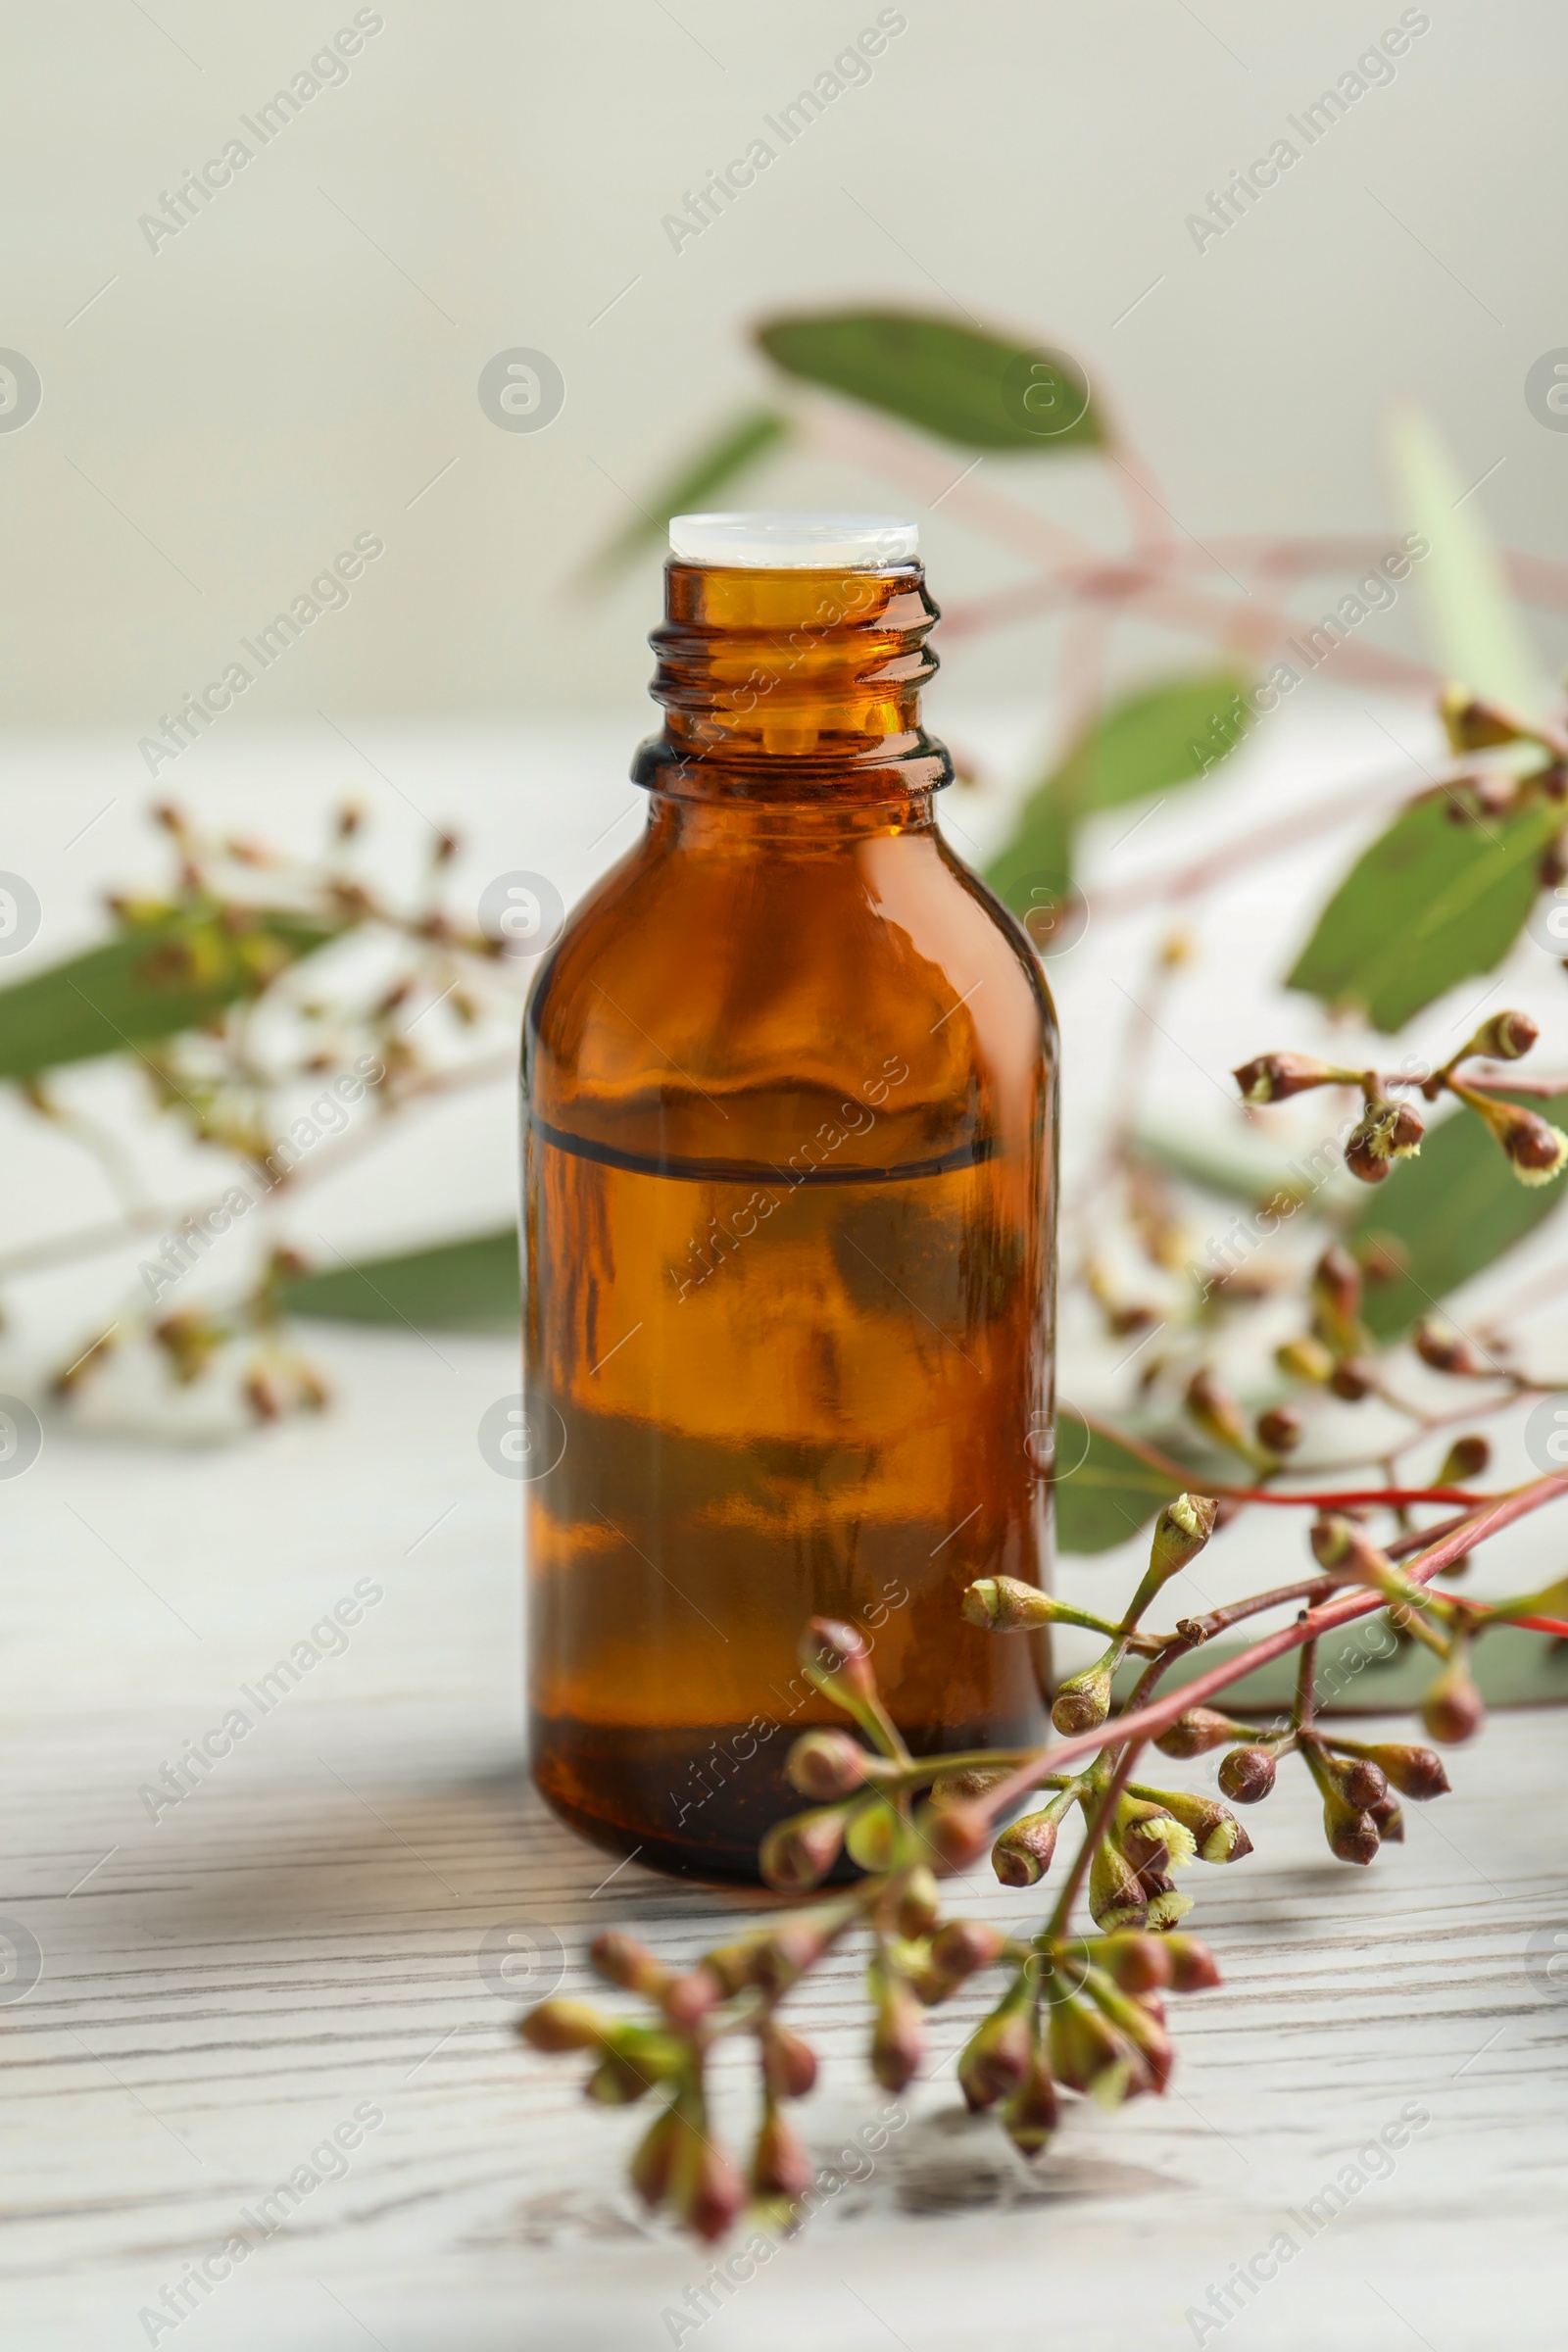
[526, 822, 1055, 1168]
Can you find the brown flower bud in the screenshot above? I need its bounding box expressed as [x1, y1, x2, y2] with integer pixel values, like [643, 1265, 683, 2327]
[630, 2105, 682, 2211]
[1161, 1934, 1222, 1991]
[928, 1764, 1014, 1803]
[1463, 1008, 1539, 1062]
[1338, 1756, 1389, 1810]
[1312, 1244, 1363, 1342]
[1421, 1652, 1485, 1744]
[1355, 1231, 1409, 1284]
[896, 1865, 942, 1937]
[519, 1997, 604, 2053]
[1354, 1741, 1450, 1799]
[1413, 1317, 1487, 1376]
[1440, 685, 1525, 753]
[1369, 1792, 1404, 1843]
[1233, 1052, 1347, 1102]
[1436, 1434, 1490, 1486]
[992, 1806, 1062, 1887]
[1051, 1647, 1122, 1736]
[748, 1921, 838, 1999]
[800, 1615, 876, 1704]
[1456, 1088, 1568, 1187]
[961, 1574, 1054, 1630]
[923, 1918, 1006, 1993]
[1323, 1794, 1381, 1866]
[1185, 1368, 1251, 1459]
[1155, 1706, 1238, 1759]
[1048, 1992, 1145, 2104]
[786, 1728, 873, 1799]
[760, 1806, 848, 1892]
[1001, 2048, 1059, 2157]
[1329, 1356, 1376, 1402]
[662, 1967, 725, 2030]
[590, 1932, 667, 1996]
[750, 2106, 813, 2202]
[870, 1973, 926, 2093]
[957, 1990, 1035, 2111]
[917, 1799, 993, 1873]
[1089, 1931, 1174, 1994]
[1218, 1744, 1277, 1803]
[677, 2134, 748, 2241]
[1256, 1406, 1302, 1456]
[760, 2020, 818, 2101]
[1345, 1102, 1423, 1184]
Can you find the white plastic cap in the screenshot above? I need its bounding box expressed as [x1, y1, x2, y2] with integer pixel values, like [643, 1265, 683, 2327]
[667, 510, 919, 568]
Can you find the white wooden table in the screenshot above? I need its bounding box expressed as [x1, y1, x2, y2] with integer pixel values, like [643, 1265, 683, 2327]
[6, 1322, 1568, 2352]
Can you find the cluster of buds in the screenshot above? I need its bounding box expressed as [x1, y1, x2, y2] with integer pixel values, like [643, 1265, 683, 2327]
[1155, 1696, 1451, 1866]
[1310, 1515, 1490, 1746]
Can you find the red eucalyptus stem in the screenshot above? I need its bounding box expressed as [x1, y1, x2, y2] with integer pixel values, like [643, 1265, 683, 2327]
[970, 1474, 1568, 1834]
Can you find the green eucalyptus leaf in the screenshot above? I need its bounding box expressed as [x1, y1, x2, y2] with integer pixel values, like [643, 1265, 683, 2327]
[1055, 1409, 1187, 1555]
[0, 911, 339, 1082]
[1287, 791, 1559, 1033]
[1386, 404, 1545, 718]
[583, 408, 790, 577]
[756, 309, 1101, 452]
[985, 671, 1251, 925]
[1356, 1094, 1566, 1342]
[281, 1226, 518, 1334]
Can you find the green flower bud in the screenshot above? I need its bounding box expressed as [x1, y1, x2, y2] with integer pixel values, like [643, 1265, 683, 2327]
[1085, 1931, 1173, 1995]
[1048, 1991, 1144, 2107]
[1086, 1972, 1175, 2092]
[845, 1797, 904, 1874]
[519, 1997, 605, 2053]
[1001, 2044, 1059, 2158]
[961, 1574, 1054, 1630]
[630, 2102, 681, 2211]
[1052, 1643, 1125, 1736]
[1161, 1934, 1222, 1991]
[1132, 1785, 1253, 1864]
[956, 1976, 1035, 2111]
[870, 1968, 926, 2093]
[1089, 1837, 1149, 1934]
[992, 1805, 1063, 1888]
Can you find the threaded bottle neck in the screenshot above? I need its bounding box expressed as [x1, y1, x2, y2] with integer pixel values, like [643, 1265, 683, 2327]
[631, 560, 954, 804]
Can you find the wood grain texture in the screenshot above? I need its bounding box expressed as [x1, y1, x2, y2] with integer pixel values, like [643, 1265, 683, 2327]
[4, 1327, 1567, 2352]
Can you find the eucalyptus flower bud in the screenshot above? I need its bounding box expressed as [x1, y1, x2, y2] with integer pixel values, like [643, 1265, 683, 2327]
[1413, 1317, 1488, 1376]
[929, 1764, 1014, 1803]
[896, 1865, 942, 1936]
[786, 1728, 874, 1799]
[1137, 1786, 1253, 1864]
[1001, 2045, 1059, 2157]
[1345, 1101, 1423, 1184]
[760, 1805, 849, 1892]
[590, 1932, 668, 1997]
[956, 1981, 1035, 2111]
[1321, 1792, 1380, 1866]
[1369, 1792, 1404, 1843]
[1155, 1706, 1239, 1759]
[1256, 1405, 1303, 1456]
[1115, 1796, 1198, 1875]
[1311, 1244, 1363, 1345]
[674, 2131, 748, 2242]
[800, 1616, 877, 1706]
[1049, 1992, 1145, 2106]
[922, 1918, 1006, 1996]
[1233, 1052, 1350, 1102]
[750, 2104, 813, 2203]
[1436, 1434, 1490, 1486]
[760, 2020, 818, 2100]
[1121, 1494, 1219, 1624]
[1337, 1755, 1389, 1811]
[1218, 1744, 1277, 1804]
[1086, 1973, 1175, 2092]
[629, 2102, 681, 2211]
[1276, 1335, 1336, 1385]
[662, 1967, 725, 2030]
[961, 1574, 1054, 1630]
[1087, 1930, 1174, 1994]
[1455, 1088, 1568, 1187]
[1329, 1356, 1376, 1401]
[1350, 1741, 1450, 1799]
[870, 1969, 926, 2093]
[991, 1805, 1062, 1888]
[1161, 1933, 1222, 1991]
[1460, 1008, 1539, 1062]
[1185, 1369, 1251, 1460]
[1440, 685, 1523, 753]
[1051, 1645, 1124, 1736]
[519, 1998, 609, 2053]
[1422, 1646, 1485, 1744]
[845, 1797, 904, 1874]
[917, 1799, 993, 1873]
[1089, 1837, 1149, 1934]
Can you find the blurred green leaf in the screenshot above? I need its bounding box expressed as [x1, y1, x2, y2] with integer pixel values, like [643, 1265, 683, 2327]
[584, 408, 790, 577]
[282, 1226, 518, 1334]
[985, 671, 1250, 917]
[1356, 1094, 1566, 1341]
[1131, 1126, 1300, 1208]
[1288, 791, 1558, 1033]
[1055, 1409, 1187, 1555]
[1386, 405, 1545, 717]
[1115, 1620, 1568, 1712]
[756, 309, 1101, 452]
[0, 912, 338, 1082]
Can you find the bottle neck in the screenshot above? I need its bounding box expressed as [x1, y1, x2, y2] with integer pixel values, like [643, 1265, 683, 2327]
[631, 560, 954, 808]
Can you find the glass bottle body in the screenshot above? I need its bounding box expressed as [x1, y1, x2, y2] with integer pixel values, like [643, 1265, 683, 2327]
[524, 558, 1057, 1877]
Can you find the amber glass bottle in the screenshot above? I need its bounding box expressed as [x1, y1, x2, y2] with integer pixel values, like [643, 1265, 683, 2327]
[524, 512, 1057, 1879]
